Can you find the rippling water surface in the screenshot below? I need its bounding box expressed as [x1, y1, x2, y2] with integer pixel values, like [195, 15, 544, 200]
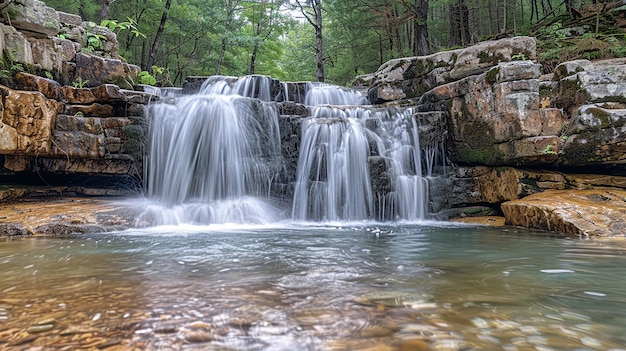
[1, 224, 625, 350]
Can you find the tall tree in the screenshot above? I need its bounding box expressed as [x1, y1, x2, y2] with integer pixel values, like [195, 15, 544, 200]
[401, 0, 430, 55]
[146, 0, 172, 72]
[242, 0, 286, 75]
[449, 0, 470, 47]
[99, 0, 113, 21]
[294, 0, 324, 82]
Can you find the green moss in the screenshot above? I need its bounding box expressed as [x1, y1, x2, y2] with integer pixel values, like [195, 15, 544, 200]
[495, 166, 509, 175]
[122, 124, 143, 139]
[122, 139, 141, 155]
[478, 51, 505, 64]
[485, 67, 500, 84]
[560, 126, 613, 165]
[587, 107, 611, 129]
[452, 120, 504, 165]
[110, 75, 134, 90]
[450, 53, 458, 65]
[519, 178, 540, 194]
[555, 78, 589, 112]
[594, 95, 626, 104]
[538, 84, 554, 99]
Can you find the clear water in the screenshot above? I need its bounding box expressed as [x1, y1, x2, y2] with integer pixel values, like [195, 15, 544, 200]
[1, 224, 625, 350]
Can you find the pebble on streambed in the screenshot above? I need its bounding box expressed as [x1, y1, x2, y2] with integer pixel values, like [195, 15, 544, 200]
[27, 318, 57, 333]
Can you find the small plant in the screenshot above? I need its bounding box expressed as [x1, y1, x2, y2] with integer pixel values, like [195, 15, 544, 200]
[138, 71, 156, 85]
[73, 76, 89, 88]
[44, 71, 54, 80]
[86, 32, 107, 50]
[101, 18, 146, 39]
[541, 145, 558, 155]
[10, 62, 24, 73]
[511, 53, 526, 61]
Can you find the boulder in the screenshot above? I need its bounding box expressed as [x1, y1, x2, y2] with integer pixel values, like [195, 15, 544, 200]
[449, 36, 537, 80]
[13, 72, 61, 100]
[439, 165, 626, 211]
[419, 60, 548, 165]
[1, 0, 60, 36]
[0, 85, 62, 155]
[0, 22, 34, 65]
[501, 189, 626, 237]
[70, 53, 141, 89]
[367, 36, 537, 103]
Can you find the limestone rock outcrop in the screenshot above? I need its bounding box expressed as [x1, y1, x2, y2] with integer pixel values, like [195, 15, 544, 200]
[362, 35, 626, 236]
[364, 36, 537, 104]
[0, 74, 151, 177]
[501, 189, 626, 237]
[0, 0, 140, 88]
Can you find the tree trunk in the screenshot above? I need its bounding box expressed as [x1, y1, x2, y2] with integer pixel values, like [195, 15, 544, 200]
[146, 0, 172, 72]
[449, 0, 469, 47]
[503, 0, 507, 33]
[313, 0, 324, 82]
[249, 43, 259, 75]
[295, 0, 324, 82]
[100, 0, 111, 21]
[413, 0, 429, 56]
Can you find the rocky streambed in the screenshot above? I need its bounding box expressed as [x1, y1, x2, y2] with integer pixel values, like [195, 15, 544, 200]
[0, 188, 135, 236]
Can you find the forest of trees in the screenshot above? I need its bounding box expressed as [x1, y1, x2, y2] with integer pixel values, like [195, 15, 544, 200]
[42, 0, 626, 86]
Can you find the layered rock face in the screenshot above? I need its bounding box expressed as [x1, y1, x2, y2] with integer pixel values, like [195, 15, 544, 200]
[0, 0, 139, 88]
[1, 73, 151, 183]
[361, 36, 626, 236]
[0, 0, 150, 190]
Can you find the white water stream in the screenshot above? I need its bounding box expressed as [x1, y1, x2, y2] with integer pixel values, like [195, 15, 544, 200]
[139, 75, 446, 225]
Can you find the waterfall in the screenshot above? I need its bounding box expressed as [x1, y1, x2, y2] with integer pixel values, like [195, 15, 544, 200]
[304, 83, 369, 106]
[292, 117, 374, 221]
[292, 101, 439, 222]
[140, 75, 447, 225]
[199, 75, 275, 101]
[138, 88, 285, 226]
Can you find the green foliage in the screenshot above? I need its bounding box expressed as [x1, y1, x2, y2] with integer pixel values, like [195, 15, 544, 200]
[73, 76, 89, 88]
[511, 53, 526, 61]
[35, 0, 626, 85]
[101, 18, 146, 39]
[138, 71, 156, 86]
[86, 32, 106, 50]
[541, 145, 558, 155]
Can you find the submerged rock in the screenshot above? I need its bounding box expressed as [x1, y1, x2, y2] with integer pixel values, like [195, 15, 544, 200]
[0, 195, 134, 236]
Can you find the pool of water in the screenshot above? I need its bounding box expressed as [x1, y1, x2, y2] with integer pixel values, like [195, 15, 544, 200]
[0, 223, 625, 350]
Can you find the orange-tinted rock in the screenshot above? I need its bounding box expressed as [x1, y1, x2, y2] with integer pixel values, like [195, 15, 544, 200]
[501, 189, 626, 237]
[65, 103, 114, 117]
[0, 85, 62, 155]
[13, 72, 61, 100]
[0, 196, 134, 236]
[61, 86, 97, 104]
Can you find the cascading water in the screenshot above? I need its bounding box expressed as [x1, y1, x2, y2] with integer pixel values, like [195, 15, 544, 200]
[304, 82, 369, 106]
[292, 84, 440, 221]
[139, 74, 447, 225]
[292, 117, 375, 221]
[137, 77, 285, 226]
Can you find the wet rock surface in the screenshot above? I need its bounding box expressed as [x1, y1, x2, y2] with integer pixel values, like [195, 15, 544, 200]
[0, 193, 134, 235]
[501, 188, 626, 237]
